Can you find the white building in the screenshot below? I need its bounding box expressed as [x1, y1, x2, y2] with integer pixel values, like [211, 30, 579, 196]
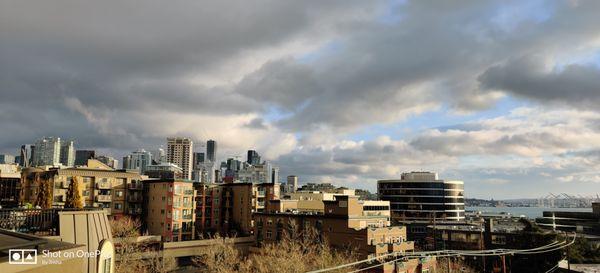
[123, 149, 152, 174]
[151, 148, 166, 164]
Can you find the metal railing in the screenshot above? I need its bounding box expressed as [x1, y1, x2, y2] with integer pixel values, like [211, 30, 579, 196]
[0, 208, 101, 236]
[96, 195, 112, 202]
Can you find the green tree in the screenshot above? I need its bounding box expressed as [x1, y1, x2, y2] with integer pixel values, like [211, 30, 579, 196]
[64, 177, 83, 208]
[34, 174, 53, 209]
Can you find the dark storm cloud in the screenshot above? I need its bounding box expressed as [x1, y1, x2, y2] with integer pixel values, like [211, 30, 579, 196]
[479, 55, 600, 107]
[0, 0, 380, 152]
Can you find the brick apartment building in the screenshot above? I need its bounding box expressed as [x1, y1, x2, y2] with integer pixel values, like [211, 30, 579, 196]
[254, 195, 436, 273]
[143, 179, 196, 242]
[195, 182, 280, 236]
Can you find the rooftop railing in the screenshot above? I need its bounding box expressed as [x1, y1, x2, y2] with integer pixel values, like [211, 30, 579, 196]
[0, 208, 101, 236]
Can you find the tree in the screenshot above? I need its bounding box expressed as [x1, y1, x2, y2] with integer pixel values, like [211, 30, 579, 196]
[110, 216, 176, 273]
[34, 174, 53, 209]
[64, 177, 83, 208]
[192, 228, 355, 273]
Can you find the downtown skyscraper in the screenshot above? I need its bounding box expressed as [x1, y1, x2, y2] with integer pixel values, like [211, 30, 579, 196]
[31, 137, 75, 167]
[206, 140, 216, 163]
[167, 137, 194, 180]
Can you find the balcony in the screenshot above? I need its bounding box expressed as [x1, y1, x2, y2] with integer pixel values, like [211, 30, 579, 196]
[96, 195, 112, 202]
[128, 208, 142, 215]
[96, 182, 111, 189]
[389, 241, 414, 253]
[128, 195, 142, 202]
[128, 183, 143, 190]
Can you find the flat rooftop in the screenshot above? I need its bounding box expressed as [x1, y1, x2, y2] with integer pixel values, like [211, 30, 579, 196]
[0, 229, 81, 261]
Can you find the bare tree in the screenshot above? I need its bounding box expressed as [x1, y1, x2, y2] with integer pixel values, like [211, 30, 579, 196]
[192, 228, 355, 273]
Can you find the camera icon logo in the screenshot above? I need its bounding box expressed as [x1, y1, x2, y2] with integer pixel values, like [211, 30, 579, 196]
[9, 249, 37, 265]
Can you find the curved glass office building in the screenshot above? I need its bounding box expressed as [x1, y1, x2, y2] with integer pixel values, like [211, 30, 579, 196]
[377, 172, 464, 221]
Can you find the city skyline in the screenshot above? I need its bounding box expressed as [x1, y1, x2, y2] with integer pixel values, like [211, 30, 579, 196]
[2, 1, 600, 199]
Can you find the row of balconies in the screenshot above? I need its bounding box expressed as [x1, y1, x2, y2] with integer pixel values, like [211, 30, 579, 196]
[57, 181, 143, 190]
[128, 207, 142, 214]
[54, 194, 144, 203]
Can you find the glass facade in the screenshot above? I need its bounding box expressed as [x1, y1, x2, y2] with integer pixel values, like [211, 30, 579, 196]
[378, 177, 465, 221]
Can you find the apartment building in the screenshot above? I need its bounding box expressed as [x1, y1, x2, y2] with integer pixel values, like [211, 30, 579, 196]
[195, 182, 280, 236]
[20, 159, 144, 218]
[143, 179, 196, 242]
[254, 195, 435, 273]
[166, 137, 193, 180]
[0, 164, 21, 207]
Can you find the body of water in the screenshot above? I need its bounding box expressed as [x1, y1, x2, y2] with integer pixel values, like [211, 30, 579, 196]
[466, 206, 593, 219]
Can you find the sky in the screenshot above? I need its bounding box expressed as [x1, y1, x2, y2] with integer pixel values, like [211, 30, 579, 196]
[1, 0, 600, 199]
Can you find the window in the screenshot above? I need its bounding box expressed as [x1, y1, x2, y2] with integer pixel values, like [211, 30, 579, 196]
[114, 203, 122, 210]
[115, 190, 123, 197]
[83, 190, 90, 196]
[266, 230, 272, 239]
[161, 209, 165, 214]
[103, 258, 111, 273]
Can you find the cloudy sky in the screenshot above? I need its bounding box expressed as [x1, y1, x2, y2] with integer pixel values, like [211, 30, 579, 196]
[2, 0, 600, 199]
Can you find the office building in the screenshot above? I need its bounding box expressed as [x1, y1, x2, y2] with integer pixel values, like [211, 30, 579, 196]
[193, 152, 205, 166]
[19, 144, 35, 167]
[151, 148, 166, 164]
[286, 175, 298, 193]
[75, 150, 96, 166]
[237, 162, 277, 185]
[0, 154, 15, 164]
[377, 172, 465, 221]
[206, 140, 217, 162]
[167, 137, 194, 180]
[96, 155, 119, 169]
[247, 150, 261, 165]
[59, 140, 75, 167]
[32, 137, 61, 166]
[0, 164, 20, 207]
[143, 179, 196, 242]
[20, 159, 144, 218]
[122, 149, 153, 174]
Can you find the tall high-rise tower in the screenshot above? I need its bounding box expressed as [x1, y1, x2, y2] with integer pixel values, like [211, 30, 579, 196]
[59, 140, 75, 167]
[167, 138, 194, 180]
[32, 137, 61, 166]
[206, 140, 217, 163]
[247, 150, 261, 165]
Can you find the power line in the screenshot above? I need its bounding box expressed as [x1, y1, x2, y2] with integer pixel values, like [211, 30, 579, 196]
[306, 233, 576, 273]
